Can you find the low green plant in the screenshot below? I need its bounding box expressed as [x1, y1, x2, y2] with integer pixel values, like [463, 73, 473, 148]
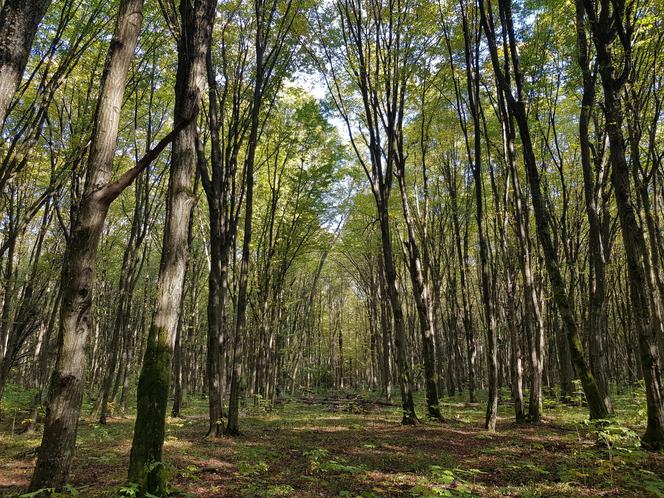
[410, 466, 478, 497]
[20, 485, 79, 498]
[265, 484, 295, 496]
[117, 482, 141, 498]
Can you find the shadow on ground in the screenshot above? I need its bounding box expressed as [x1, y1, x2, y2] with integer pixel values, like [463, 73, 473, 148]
[1, 395, 664, 497]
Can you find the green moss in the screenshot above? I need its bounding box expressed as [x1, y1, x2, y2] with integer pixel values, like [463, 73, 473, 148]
[127, 325, 173, 495]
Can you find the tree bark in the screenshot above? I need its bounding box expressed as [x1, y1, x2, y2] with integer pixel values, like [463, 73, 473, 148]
[397, 171, 442, 420]
[226, 0, 297, 435]
[575, 0, 613, 414]
[127, 0, 215, 490]
[30, 1, 145, 489]
[0, 0, 52, 126]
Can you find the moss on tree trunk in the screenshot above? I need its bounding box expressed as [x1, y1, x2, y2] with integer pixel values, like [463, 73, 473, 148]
[128, 325, 172, 493]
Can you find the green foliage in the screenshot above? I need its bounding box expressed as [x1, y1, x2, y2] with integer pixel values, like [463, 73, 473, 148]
[179, 464, 201, 482]
[570, 379, 586, 406]
[88, 423, 112, 444]
[305, 366, 334, 390]
[0, 383, 37, 413]
[303, 447, 365, 474]
[117, 482, 141, 498]
[583, 419, 641, 450]
[265, 484, 295, 496]
[303, 447, 330, 472]
[238, 459, 270, 477]
[20, 485, 79, 497]
[246, 394, 272, 415]
[639, 470, 664, 497]
[410, 466, 479, 497]
[319, 459, 364, 474]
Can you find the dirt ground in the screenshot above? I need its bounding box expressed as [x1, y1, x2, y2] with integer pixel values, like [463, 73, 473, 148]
[1, 392, 663, 497]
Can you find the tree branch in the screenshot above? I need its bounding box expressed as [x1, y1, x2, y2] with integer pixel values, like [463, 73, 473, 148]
[96, 116, 194, 205]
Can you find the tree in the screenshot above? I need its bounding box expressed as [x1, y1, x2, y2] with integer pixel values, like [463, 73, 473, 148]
[582, 0, 664, 448]
[226, 0, 299, 437]
[128, 0, 217, 491]
[314, 0, 429, 424]
[479, 0, 610, 421]
[30, 0, 186, 488]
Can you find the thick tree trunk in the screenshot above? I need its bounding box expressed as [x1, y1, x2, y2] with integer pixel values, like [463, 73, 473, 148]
[127, 0, 215, 490]
[30, 1, 145, 489]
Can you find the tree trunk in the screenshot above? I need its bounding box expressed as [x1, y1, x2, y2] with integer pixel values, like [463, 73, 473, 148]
[575, 0, 613, 414]
[226, 33, 265, 437]
[397, 172, 442, 421]
[377, 257, 393, 402]
[479, 0, 608, 420]
[127, 0, 215, 490]
[378, 203, 417, 424]
[30, 1, 145, 489]
[601, 68, 664, 450]
[0, 0, 52, 126]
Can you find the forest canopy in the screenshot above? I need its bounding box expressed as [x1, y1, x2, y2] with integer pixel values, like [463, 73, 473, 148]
[0, 0, 663, 496]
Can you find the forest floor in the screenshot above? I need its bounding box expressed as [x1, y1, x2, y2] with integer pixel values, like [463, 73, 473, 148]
[1, 386, 664, 497]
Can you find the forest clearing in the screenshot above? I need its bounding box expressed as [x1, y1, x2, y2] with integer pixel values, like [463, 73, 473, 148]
[0, 0, 663, 496]
[2, 388, 664, 497]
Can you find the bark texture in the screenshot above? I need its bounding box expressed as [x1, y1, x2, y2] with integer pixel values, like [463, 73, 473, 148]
[0, 0, 52, 126]
[30, 0, 145, 489]
[128, 0, 216, 489]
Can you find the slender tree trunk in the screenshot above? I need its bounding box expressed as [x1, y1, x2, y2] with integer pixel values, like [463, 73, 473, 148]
[583, 0, 664, 447]
[171, 312, 184, 418]
[378, 202, 417, 424]
[226, 0, 296, 434]
[377, 256, 393, 402]
[172, 201, 197, 418]
[0, 197, 51, 399]
[397, 172, 442, 421]
[601, 63, 664, 450]
[606, 92, 664, 447]
[226, 25, 269, 436]
[98, 245, 138, 424]
[576, 0, 613, 414]
[127, 0, 215, 489]
[479, 0, 608, 420]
